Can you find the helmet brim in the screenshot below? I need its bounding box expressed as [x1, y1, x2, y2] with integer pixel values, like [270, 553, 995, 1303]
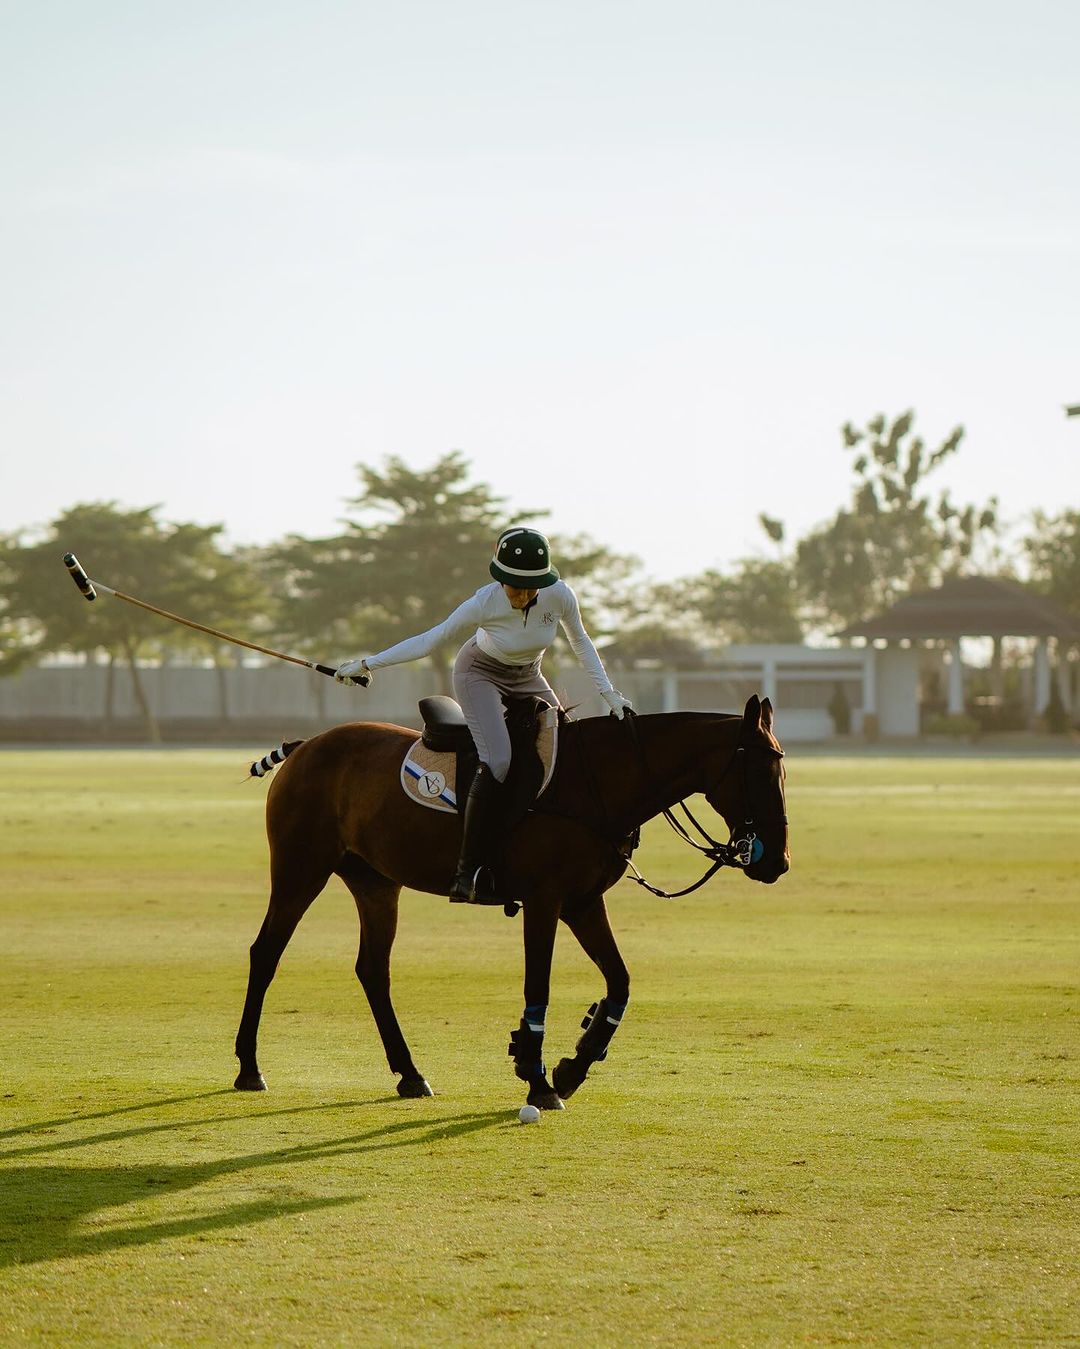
[489, 561, 560, 589]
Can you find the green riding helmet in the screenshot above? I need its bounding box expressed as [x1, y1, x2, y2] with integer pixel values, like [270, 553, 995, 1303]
[489, 527, 560, 589]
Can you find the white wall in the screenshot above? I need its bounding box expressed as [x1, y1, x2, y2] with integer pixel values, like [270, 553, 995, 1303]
[876, 647, 921, 737]
[0, 663, 441, 729]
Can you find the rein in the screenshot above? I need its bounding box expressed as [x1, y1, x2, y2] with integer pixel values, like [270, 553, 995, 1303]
[620, 711, 769, 900]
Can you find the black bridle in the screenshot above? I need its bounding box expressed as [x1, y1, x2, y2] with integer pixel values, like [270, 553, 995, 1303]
[621, 710, 784, 900]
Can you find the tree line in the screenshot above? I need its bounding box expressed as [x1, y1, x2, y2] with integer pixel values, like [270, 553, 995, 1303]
[2, 414, 1077, 708]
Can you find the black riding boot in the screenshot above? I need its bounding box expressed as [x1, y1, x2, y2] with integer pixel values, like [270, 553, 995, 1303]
[448, 765, 502, 903]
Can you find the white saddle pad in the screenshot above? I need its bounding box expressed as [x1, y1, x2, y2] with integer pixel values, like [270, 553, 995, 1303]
[400, 706, 559, 814]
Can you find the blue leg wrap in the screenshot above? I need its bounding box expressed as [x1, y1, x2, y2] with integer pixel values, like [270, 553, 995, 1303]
[576, 996, 627, 1064]
[509, 1004, 548, 1083]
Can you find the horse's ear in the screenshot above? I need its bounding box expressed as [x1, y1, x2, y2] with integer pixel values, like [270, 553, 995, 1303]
[742, 694, 762, 734]
[761, 697, 774, 732]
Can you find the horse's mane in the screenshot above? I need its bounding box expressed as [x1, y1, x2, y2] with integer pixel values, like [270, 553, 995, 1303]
[562, 708, 740, 747]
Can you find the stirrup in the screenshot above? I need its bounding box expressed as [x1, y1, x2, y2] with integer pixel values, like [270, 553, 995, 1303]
[448, 865, 481, 904]
[449, 865, 510, 906]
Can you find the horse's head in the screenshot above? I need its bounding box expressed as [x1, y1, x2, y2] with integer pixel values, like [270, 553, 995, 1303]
[705, 695, 789, 884]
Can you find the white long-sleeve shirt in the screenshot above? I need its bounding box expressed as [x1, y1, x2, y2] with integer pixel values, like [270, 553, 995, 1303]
[362, 580, 615, 694]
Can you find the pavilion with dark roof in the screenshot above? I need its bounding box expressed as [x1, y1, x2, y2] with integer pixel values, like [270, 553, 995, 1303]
[838, 576, 1079, 729]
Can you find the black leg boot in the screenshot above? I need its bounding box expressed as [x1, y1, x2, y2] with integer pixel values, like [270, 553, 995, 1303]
[448, 765, 502, 903]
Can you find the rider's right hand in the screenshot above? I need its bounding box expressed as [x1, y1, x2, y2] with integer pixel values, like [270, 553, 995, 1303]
[335, 658, 371, 687]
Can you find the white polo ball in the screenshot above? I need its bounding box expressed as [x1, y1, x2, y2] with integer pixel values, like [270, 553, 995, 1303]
[518, 1104, 541, 1124]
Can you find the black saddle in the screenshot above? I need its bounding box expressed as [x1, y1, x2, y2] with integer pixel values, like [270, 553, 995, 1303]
[418, 695, 473, 753]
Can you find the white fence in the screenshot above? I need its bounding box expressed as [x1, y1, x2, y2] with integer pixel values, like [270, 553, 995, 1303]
[0, 663, 438, 735]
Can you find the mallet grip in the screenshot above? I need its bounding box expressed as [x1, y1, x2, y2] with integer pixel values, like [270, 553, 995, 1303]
[63, 552, 97, 600]
[319, 664, 371, 686]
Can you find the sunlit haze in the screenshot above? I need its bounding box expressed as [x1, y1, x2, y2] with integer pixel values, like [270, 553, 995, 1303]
[3, 0, 1078, 581]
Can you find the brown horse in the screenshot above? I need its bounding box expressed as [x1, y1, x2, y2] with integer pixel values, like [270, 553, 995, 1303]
[234, 694, 788, 1108]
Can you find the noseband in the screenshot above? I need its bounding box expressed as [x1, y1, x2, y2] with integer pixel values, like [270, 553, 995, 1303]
[622, 712, 783, 900]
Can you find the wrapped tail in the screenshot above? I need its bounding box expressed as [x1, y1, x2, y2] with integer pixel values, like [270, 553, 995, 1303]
[249, 740, 305, 778]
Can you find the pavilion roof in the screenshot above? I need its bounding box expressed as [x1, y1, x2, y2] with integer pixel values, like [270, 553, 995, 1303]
[837, 576, 1080, 641]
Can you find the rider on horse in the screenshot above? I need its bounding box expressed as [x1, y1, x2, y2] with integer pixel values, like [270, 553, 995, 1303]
[335, 526, 632, 902]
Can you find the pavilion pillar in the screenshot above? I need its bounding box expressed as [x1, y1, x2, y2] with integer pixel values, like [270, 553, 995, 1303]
[1053, 638, 1073, 715]
[990, 637, 1005, 703]
[863, 645, 878, 729]
[1033, 637, 1051, 722]
[946, 639, 965, 716]
[761, 657, 778, 705]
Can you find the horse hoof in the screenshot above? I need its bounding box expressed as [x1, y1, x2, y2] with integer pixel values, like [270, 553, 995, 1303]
[527, 1088, 564, 1111]
[552, 1058, 585, 1100]
[397, 1076, 434, 1098]
[234, 1070, 267, 1091]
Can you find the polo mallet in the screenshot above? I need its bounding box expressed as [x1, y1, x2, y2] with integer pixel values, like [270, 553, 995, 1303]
[61, 553, 370, 685]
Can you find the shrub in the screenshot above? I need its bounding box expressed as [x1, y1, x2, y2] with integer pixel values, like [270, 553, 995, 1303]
[924, 713, 980, 739]
[1042, 681, 1071, 735]
[828, 682, 852, 735]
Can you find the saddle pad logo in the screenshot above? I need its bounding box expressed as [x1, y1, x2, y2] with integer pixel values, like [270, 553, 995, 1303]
[418, 770, 447, 799]
[401, 747, 458, 813]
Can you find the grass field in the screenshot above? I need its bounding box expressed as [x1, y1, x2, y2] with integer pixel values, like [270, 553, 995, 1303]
[1, 746, 1078, 1346]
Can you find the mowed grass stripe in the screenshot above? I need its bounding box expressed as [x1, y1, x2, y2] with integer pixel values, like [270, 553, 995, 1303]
[1, 748, 1078, 1345]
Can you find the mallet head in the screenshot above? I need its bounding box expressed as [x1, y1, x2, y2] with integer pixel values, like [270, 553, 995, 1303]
[63, 552, 97, 600]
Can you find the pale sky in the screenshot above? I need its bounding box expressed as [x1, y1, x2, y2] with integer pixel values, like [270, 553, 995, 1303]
[3, 0, 1078, 582]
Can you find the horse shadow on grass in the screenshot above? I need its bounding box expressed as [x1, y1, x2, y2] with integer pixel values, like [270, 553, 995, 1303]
[0, 1089, 238, 1143]
[0, 1093, 509, 1269]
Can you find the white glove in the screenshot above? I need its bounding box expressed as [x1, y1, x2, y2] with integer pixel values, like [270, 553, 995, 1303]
[335, 657, 372, 687]
[601, 688, 633, 719]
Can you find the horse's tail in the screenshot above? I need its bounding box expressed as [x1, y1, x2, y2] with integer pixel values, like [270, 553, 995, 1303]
[249, 740, 305, 779]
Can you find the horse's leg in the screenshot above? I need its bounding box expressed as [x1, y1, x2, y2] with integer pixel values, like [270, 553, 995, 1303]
[233, 869, 327, 1091]
[509, 897, 564, 1110]
[337, 855, 434, 1099]
[551, 895, 630, 1100]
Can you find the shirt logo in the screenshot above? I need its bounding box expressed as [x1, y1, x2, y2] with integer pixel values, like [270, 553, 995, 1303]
[542, 611, 555, 625]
